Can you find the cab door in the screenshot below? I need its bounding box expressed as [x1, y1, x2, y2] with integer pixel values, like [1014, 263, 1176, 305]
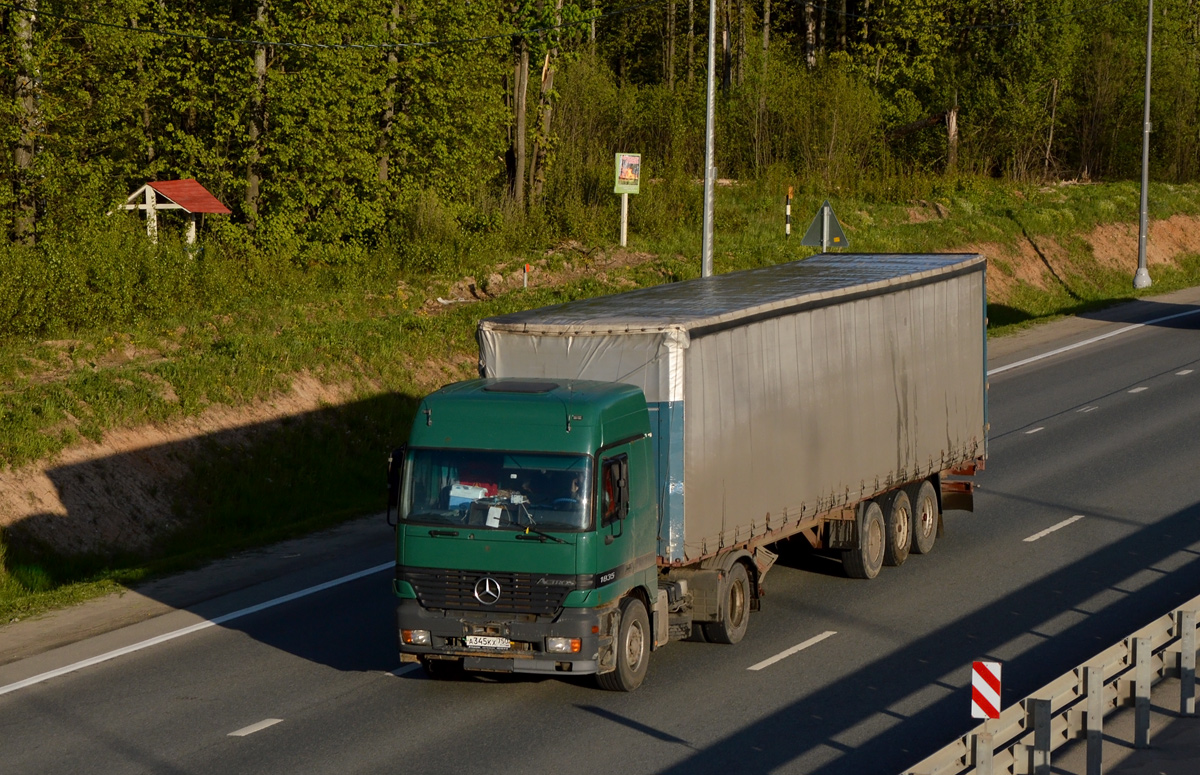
[593, 442, 654, 602]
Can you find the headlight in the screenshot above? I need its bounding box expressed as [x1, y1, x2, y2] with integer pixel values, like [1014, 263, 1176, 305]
[402, 629, 431, 646]
[545, 637, 581, 654]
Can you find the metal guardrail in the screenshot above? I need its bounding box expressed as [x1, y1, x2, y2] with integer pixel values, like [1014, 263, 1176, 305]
[902, 593, 1200, 775]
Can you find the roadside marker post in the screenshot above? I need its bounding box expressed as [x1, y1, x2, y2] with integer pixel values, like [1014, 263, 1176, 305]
[785, 187, 792, 238]
[800, 199, 848, 251]
[972, 661, 1002, 720]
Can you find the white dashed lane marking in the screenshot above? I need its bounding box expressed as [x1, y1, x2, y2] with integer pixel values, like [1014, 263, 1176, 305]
[748, 631, 837, 672]
[1024, 515, 1086, 543]
[1025, 427, 1044, 435]
[229, 718, 283, 737]
[1129, 387, 1148, 393]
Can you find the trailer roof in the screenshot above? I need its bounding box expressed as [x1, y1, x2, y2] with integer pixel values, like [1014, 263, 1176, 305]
[481, 253, 984, 337]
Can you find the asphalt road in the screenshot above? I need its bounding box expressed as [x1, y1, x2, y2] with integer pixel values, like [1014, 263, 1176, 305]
[3, 288, 1200, 775]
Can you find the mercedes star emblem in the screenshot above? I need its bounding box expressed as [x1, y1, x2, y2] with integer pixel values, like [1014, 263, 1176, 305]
[474, 576, 501, 605]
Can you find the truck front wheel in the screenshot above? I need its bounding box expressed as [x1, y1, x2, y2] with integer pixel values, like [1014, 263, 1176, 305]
[598, 597, 650, 692]
[703, 561, 751, 644]
[420, 657, 463, 681]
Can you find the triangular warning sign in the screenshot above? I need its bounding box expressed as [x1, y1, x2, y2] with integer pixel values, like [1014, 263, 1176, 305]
[801, 200, 849, 249]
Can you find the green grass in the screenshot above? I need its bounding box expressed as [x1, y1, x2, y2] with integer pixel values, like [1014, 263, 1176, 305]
[4, 176, 1200, 623]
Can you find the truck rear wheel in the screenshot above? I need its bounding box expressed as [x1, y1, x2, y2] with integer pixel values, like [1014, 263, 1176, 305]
[703, 561, 751, 645]
[598, 597, 650, 692]
[842, 500, 885, 579]
[883, 489, 912, 567]
[907, 480, 939, 555]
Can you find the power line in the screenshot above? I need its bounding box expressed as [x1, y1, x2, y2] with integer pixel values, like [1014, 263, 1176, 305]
[0, 0, 666, 52]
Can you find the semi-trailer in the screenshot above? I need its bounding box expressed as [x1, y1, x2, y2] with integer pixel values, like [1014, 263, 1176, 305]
[388, 253, 988, 690]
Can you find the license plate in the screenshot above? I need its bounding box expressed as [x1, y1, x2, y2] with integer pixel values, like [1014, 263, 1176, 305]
[465, 635, 511, 650]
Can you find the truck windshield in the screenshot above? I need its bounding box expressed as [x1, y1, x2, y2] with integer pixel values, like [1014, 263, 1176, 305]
[403, 449, 592, 532]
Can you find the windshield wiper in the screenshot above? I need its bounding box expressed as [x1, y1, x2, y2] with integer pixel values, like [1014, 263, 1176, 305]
[515, 527, 568, 544]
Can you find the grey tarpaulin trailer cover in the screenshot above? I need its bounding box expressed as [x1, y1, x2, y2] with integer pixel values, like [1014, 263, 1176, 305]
[478, 253, 988, 565]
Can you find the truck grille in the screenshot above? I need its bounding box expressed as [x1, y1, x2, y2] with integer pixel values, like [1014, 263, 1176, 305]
[402, 567, 570, 616]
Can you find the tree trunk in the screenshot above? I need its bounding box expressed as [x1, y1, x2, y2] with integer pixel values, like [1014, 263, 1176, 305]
[761, 0, 770, 66]
[805, 1, 816, 69]
[13, 1, 38, 244]
[530, 1, 563, 203]
[947, 104, 959, 174]
[736, 0, 745, 86]
[1044, 79, 1058, 178]
[818, 1, 826, 55]
[132, 15, 155, 166]
[247, 0, 268, 228]
[839, 0, 847, 50]
[722, 0, 731, 93]
[378, 0, 400, 184]
[687, 0, 695, 85]
[757, 0, 770, 168]
[509, 35, 529, 208]
[665, 1, 676, 90]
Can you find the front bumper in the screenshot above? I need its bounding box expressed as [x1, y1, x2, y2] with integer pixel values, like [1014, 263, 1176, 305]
[397, 599, 617, 675]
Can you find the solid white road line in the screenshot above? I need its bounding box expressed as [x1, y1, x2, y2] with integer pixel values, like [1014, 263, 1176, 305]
[0, 561, 394, 698]
[987, 307, 1200, 376]
[1024, 515, 1086, 543]
[229, 718, 283, 737]
[748, 631, 837, 672]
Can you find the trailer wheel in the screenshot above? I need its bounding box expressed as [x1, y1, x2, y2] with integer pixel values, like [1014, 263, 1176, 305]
[883, 490, 912, 567]
[703, 562, 751, 645]
[842, 501, 885, 579]
[597, 597, 650, 692]
[907, 480, 939, 555]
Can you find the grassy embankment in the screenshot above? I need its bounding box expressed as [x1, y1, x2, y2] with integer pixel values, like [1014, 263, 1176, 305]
[3, 176, 1200, 622]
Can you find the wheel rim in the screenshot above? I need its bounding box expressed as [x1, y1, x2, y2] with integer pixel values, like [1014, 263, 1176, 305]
[918, 497, 936, 538]
[867, 518, 884, 564]
[895, 502, 911, 548]
[728, 577, 747, 629]
[625, 617, 645, 670]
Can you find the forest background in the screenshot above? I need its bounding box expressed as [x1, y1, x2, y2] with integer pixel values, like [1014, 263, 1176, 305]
[4, 0, 1200, 615]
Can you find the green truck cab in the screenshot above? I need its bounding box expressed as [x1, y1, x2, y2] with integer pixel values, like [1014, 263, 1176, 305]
[392, 378, 659, 690]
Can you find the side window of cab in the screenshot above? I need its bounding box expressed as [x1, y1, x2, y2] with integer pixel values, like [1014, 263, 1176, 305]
[600, 453, 629, 527]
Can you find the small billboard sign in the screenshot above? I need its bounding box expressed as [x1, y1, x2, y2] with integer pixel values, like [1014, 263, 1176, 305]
[614, 153, 641, 195]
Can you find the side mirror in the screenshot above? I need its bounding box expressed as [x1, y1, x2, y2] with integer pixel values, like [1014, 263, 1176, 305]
[601, 454, 631, 529]
[616, 457, 630, 521]
[386, 445, 407, 527]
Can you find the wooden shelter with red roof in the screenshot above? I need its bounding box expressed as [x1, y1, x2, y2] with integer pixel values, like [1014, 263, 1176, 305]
[119, 179, 231, 244]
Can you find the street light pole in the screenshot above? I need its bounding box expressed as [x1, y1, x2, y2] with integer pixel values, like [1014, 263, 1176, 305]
[1134, 0, 1154, 289]
[700, 0, 717, 278]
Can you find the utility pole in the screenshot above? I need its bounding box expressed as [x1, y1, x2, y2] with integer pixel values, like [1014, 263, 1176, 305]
[1134, 0, 1154, 289]
[701, 0, 717, 277]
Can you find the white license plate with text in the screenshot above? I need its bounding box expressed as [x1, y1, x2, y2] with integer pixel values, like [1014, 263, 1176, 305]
[465, 635, 511, 650]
